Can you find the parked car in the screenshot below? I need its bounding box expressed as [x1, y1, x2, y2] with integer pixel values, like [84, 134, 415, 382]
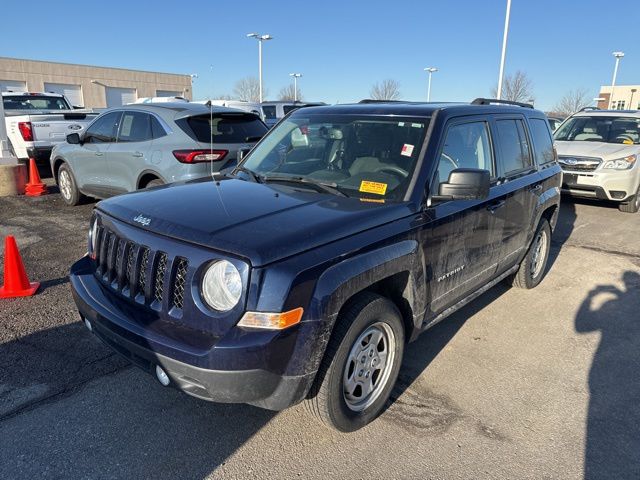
[547, 116, 564, 131]
[70, 98, 561, 432]
[50, 103, 268, 206]
[2, 91, 98, 168]
[194, 100, 264, 119]
[554, 109, 640, 212]
[260, 101, 326, 128]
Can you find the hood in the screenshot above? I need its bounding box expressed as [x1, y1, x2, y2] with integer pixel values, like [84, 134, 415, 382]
[555, 140, 638, 160]
[97, 178, 413, 266]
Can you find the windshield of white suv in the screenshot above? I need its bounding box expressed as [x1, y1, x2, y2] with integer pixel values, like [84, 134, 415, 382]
[554, 116, 640, 145]
[3, 95, 70, 110]
[239, 114, 429, 200]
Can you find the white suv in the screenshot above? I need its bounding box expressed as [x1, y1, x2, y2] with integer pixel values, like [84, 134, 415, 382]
[554, 109, 640, 213]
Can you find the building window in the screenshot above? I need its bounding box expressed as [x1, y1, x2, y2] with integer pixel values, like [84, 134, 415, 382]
[615, 100, 626, 110]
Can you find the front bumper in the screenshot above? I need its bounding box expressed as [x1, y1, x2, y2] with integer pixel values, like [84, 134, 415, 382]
[561, 168, 640, 202]
[70, 255, 317, 410]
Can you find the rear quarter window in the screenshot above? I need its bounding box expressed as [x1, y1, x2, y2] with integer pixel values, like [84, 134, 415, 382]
[529, 118, 555, 165]
[185, 114, 268, 144]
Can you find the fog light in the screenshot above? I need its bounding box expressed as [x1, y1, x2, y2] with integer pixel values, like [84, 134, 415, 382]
[84, 318, 92, 332]
[155, 365, 170, 386]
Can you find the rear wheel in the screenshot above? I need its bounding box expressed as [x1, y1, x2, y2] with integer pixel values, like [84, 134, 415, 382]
[58, 163, 83, 206]
[618, 186, 640, 213]
[511, 219, 551, 289]
[144, 178, 164, 189]
[305, 292, 404, 432]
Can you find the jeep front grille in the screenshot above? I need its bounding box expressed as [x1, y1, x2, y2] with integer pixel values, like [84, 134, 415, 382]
[558, 156, 601, 172]
[93, 227, 190, 314]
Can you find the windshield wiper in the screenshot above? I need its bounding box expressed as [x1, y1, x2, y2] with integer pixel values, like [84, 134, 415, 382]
[233, 166, 264, 183]
[263, 175, 348, 197]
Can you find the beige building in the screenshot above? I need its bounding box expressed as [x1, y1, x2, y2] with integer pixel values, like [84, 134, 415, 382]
[597, 84, 640, 111]
[0, 57, 192, 108]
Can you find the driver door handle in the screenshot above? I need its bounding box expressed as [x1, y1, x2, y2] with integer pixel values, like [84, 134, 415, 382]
[487, 199, 506, 213]
[530, 183, 543, 192]
[95, 152, 103, 156]
[132, 152, 144, 158]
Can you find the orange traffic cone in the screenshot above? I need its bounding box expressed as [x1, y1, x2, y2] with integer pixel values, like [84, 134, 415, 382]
[25, 158, 47, 196]
[0, 236, 40, 298]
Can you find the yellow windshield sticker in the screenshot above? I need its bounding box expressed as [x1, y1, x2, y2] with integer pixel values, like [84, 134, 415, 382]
[359, 180, 387, 195]
[623, 139, 633, 145]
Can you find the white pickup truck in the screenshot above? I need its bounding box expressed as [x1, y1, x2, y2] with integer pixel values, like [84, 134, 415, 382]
[2, 92, 98, 170]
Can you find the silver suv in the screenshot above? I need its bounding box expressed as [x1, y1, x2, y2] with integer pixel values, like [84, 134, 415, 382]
[554, 109, 640, 213]
[50, 103, 268, 206]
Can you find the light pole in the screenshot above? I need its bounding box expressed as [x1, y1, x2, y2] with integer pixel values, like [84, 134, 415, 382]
[609, 51, 624, 109]
[630, 88, 637, 110]
[496, 0, 512, 100]
[289, 73, 302, 102]
[424, 67, 437, 101]
[247, 33, 273, 103]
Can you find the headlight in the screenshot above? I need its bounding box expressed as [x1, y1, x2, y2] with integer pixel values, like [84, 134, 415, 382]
[88, 216, 98, 258]
[602, 155, 637, 170]
[201, 260, 242, 311]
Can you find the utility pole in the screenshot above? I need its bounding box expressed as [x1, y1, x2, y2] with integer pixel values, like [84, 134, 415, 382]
[496, 0, 512, 100]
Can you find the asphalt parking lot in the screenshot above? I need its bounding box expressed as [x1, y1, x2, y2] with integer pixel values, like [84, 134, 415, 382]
[1, 186, 639, 480]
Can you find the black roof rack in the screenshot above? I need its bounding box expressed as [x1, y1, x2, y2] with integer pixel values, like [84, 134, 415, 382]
[358, 99, 412, 104]
[471, 98, 533, 109]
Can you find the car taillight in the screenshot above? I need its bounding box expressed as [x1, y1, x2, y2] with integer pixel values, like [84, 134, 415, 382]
[172, 149, 228, 163]
[18, 122, 33, 141]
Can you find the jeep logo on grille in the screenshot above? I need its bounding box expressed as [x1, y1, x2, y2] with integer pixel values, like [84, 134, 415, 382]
[133, 214, 151, 226]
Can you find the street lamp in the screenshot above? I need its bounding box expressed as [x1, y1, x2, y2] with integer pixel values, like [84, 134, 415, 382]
[424, 67, 437, 101]
[496, 0, 512, 100]
[610, 51, 624, 109]
[247, 33, 273, 103]
[289, 73, 302, 102]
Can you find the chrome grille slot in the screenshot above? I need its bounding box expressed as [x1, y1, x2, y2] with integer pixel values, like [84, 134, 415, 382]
[125, 244, 135, 289]
[154, 253, 168, 304]
[171, 258, 188, 310]
[138, 247, 150, 298]
[115, 238, 125, 284]
[106, 233, 117, 281]
[559, 156, 601, 172]
[98, 228, 109, 274]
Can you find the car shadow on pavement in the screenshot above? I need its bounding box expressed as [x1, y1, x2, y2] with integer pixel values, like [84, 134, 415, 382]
[0, 321, 276, 479]
[575, 270, 640, 480]
[548, 198, 577, 270]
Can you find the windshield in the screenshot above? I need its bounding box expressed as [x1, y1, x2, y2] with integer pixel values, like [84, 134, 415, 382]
[2, 95, 70, 110]
[240, 114, 429, 200]
[554, 116, 640, 145]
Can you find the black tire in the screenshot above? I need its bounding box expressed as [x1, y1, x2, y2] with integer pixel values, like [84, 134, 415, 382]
[144, 178, 164, 189]
[618, 186, 640, 213]
[57, 163, 83, 206]
[512, 219, 551, 289]
[305, 292, 405, 432]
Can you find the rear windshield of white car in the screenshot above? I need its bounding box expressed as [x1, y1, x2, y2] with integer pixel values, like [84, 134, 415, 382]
[3, 95, 70, 110]
[186, 114, 268, 144]
[554, 116, 640, 145]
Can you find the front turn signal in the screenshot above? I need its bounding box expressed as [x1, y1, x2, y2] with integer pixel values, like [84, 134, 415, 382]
[238, 307, 304, 330]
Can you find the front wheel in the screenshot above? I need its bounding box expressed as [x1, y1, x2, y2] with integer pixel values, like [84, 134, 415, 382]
[58, 163, 83, 206]
[618, 186, 640, 213]
[511, 219, 551, 289]
[305, 292, 404, 432]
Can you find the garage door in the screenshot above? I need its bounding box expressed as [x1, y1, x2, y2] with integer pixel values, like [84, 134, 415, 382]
[105, 87, 137, 107]
[156, 90, 182, 98]
[0, 80, 27, 92]
[44, 82, 84, 107]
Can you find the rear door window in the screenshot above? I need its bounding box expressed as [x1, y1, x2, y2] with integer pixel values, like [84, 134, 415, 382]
[529, 118, 555, 165]
[495, 119, 534, 176]
[186, 114, 268, 143]
[84, 111, 121, 143]
[117, 111, 153, 143]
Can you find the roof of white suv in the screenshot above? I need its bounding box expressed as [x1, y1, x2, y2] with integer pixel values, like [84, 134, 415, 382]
[572, 109, 640, 118]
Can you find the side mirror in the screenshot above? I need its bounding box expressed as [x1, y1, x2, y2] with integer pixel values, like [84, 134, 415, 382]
[66, 133, 81, 145]
[434, 168, 490, 201]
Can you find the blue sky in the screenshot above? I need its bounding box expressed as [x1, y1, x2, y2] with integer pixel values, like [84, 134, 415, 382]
[1, 0, 638, 111]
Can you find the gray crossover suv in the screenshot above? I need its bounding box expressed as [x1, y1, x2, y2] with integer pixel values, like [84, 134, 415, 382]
[50, 103, 268, 205]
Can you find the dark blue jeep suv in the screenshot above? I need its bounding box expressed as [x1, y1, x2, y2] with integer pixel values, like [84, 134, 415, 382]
[70, 98, 561, 431]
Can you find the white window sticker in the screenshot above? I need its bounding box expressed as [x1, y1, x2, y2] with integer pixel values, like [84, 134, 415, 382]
[411, 123, 423, 128]
[401, 144, 414, 157]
